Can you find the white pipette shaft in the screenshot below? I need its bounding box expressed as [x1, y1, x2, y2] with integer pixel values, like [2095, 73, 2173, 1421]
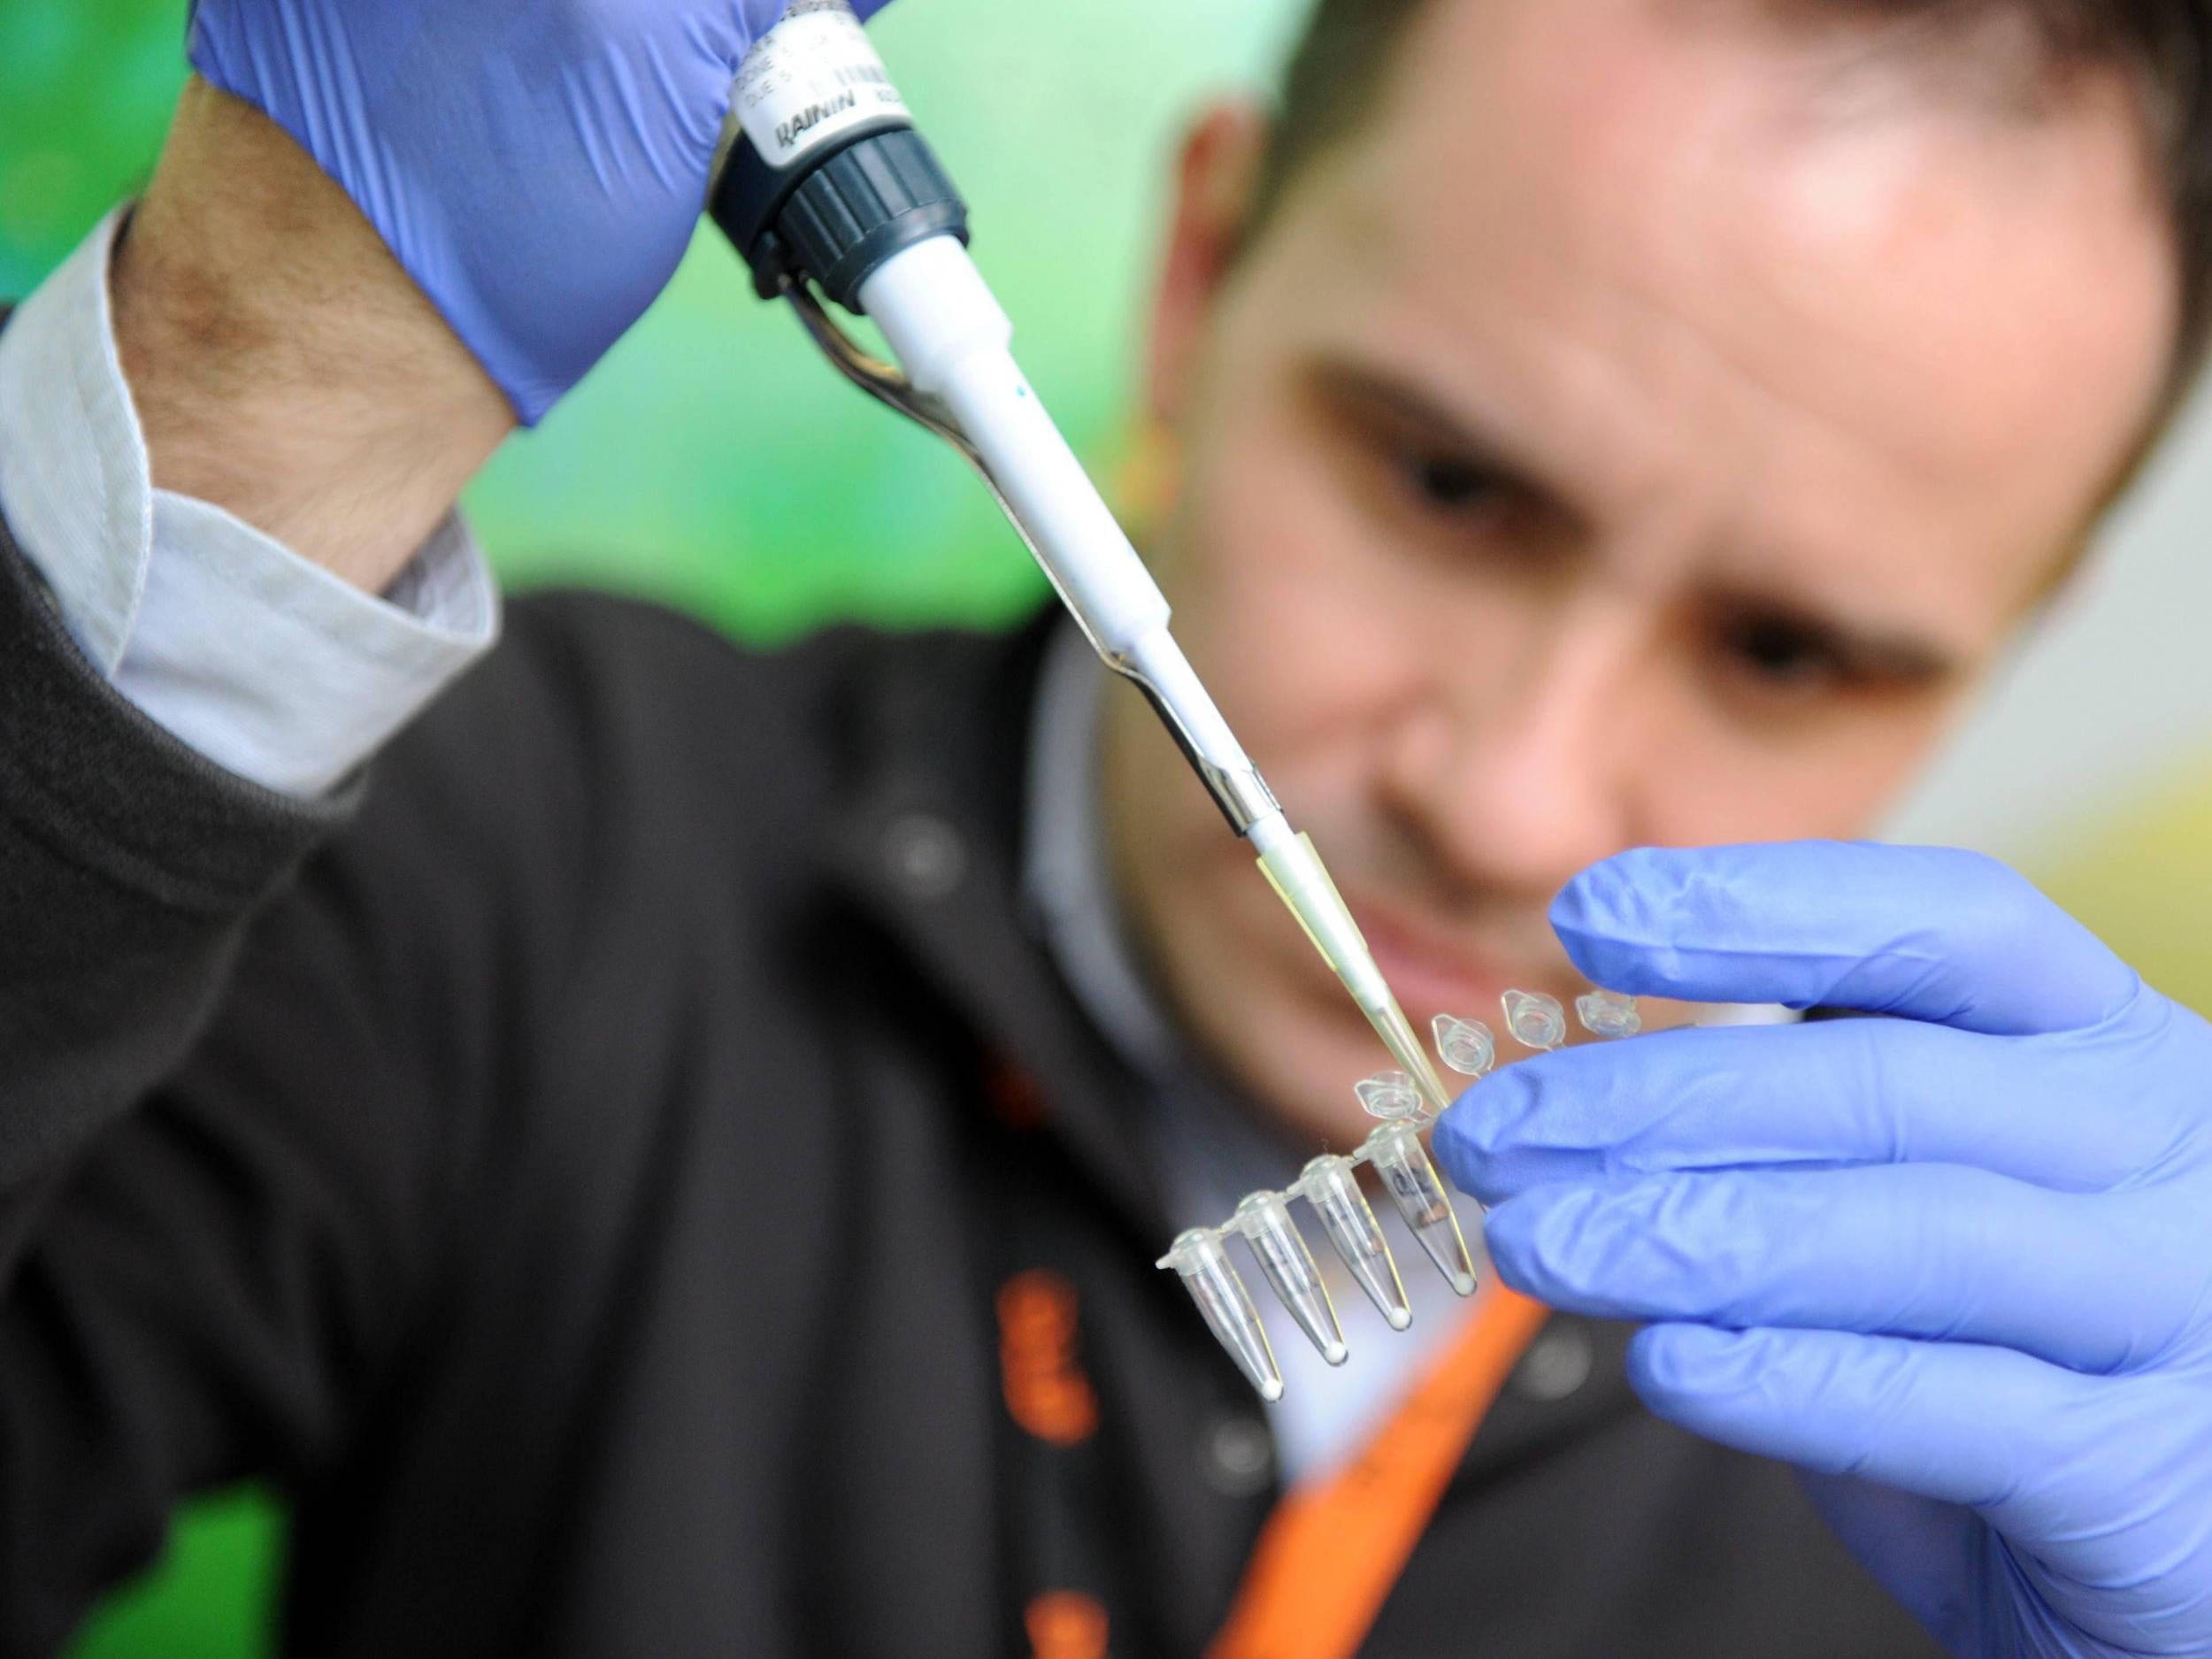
[860, 236, 1448, 1110]
[859, 240, 1258, 780]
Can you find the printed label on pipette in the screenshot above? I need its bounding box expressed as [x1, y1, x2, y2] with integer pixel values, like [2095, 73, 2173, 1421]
[733, 1, 912, 167]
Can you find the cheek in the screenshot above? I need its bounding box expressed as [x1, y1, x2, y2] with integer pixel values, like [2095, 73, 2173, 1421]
[1634, 680, 1965, 847]
[1157, 405, 1426, 790]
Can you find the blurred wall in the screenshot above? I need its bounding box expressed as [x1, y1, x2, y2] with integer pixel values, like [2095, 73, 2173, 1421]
[5, 0, 2210, 1652]
[1880, 384, 2212, 987]
[1884, 383, 2212, 855]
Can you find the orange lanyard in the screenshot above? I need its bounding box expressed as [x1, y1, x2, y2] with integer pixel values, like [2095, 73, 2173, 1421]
[1204, 1289, 1550, 1659]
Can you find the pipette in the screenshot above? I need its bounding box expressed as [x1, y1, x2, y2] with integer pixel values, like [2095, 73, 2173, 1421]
[710, 1, 1449, 1115]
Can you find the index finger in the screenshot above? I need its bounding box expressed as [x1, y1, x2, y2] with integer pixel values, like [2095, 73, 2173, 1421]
[1554, 842, 2139, 1036]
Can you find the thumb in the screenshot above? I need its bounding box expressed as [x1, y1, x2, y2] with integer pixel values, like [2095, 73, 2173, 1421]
[1794, 1472, 1997, 1654]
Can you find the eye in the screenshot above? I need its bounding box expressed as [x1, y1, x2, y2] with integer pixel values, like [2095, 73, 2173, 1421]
[1403, 449, 1503, 514]
[1718, 614, 1846, 695]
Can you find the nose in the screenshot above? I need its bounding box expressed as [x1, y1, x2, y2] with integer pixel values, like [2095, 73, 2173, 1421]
[1377, 592, 1643, 907]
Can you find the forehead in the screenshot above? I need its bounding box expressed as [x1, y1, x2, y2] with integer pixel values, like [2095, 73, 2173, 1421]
[1250, 0, 2176, 626]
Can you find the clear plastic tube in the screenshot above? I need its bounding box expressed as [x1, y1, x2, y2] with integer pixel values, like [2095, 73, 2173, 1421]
[1158, 1229, 1282, 1401]
[1234, 1193, 1346, 1365]
[1163, 987, 1663, 1394]
[1299, 1156, 1411, 1332]
[1363, 1124, 1479, 1297]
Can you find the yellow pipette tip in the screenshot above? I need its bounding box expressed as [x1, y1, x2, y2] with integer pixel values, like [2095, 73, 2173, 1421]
[1256, 833, 1452, 1115]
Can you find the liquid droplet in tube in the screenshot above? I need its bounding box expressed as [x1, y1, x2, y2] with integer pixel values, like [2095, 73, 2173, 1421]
[1363, 1124, 1479, 1297]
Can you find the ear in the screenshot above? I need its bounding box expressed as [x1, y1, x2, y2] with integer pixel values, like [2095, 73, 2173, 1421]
[1146, 102, 1273, 428]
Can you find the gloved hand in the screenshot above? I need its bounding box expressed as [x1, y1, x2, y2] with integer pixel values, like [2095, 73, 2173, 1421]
[1432, 843, 2212, 1659]
[186, 0, 895, 422]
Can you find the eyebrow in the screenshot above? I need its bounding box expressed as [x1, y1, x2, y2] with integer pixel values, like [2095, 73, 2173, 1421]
[1702, 587, 1963, 685]
[1302, 357, 1587, 526]
[1304, 357, 1966, 684]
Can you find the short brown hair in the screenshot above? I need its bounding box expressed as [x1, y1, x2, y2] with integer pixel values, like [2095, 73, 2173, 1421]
[1254, 0, 2212, 411]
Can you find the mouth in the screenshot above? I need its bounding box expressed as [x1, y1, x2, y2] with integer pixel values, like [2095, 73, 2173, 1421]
[1335, 888, 1554, 1029]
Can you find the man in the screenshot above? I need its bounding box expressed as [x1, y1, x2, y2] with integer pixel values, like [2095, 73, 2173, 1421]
[2, 0, 2208, 1654]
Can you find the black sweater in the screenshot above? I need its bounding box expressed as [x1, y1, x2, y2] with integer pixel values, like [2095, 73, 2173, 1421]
[0, 499, 1940, 1656]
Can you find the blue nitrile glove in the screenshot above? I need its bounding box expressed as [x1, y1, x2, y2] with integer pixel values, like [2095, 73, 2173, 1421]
[1431, 842, 2212, 1659]
[186, 0, 895, 422]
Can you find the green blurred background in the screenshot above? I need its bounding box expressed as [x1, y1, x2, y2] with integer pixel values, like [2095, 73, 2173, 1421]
[0, 0, 1310, 646]
[0, 1, 1300, 1650]
[5, 0, 2211, 1653]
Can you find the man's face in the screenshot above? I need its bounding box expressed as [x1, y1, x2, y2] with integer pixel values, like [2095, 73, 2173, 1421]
[1103, 0, 2176, 1148]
